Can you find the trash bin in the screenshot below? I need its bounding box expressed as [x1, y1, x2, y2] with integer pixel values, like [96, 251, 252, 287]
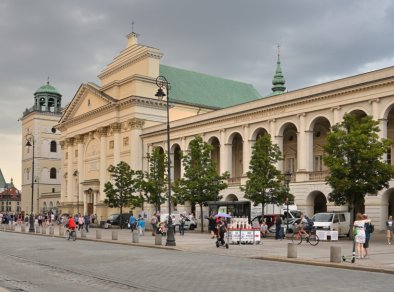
[100, 221, 106, 228]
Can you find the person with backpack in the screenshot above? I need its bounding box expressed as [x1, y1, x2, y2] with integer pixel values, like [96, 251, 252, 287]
[298, 213, 313, 237]
[363, 214, 372, 258]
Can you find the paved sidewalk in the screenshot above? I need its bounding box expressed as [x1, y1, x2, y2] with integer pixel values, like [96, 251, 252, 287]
[2, 224, 393, 274]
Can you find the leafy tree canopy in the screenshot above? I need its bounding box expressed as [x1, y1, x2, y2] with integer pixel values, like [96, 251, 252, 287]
[104, 161, 144, 225]
[242, 134, 292, 215]
[323, 114, 394, 216]
[140, 147, 167, 213]
[173, 136, 229, 231]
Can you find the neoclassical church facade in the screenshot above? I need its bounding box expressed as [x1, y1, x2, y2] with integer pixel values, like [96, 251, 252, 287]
[56, 32, 394, 229]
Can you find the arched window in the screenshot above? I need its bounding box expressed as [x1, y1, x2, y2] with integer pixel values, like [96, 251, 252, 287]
[50, 141, 57, 152]
[50, 168, 57, 179]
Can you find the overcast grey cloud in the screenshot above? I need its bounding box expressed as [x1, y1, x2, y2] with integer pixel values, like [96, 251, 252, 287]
[1, 0, 394, 188]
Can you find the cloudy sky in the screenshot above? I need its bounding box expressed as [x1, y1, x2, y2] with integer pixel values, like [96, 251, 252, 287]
[1, 0, 394, 188]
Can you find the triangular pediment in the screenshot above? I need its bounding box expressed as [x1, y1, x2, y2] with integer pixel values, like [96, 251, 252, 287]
[59, 83, 116, 124]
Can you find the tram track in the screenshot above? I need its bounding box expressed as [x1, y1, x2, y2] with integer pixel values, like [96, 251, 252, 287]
[0, 251, 171, 292]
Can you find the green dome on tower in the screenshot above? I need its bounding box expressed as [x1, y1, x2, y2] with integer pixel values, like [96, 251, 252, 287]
[34, 82, 61, 96]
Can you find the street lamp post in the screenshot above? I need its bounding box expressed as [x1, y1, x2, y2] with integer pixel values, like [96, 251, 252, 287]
[284, 171, 292, 235]
[155, 75, 176, 246]
[25, 133, 35, 232]
[73, 170, 79, 215]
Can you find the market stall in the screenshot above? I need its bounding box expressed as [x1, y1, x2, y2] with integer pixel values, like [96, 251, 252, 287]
[227, 217, 261, 244]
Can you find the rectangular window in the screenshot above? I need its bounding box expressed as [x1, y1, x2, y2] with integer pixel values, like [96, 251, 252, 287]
[75, 149, 78, 158]
[109, 140, 114, 149]
[65, 152, 68, 160]
[314, 155, 323, 171]
[123, 137, 129, 147]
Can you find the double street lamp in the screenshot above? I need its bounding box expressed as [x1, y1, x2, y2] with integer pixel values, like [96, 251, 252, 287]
[155, 75, 176, 246]
[284, 171, 292, 235]
[25, 133, 36, 232]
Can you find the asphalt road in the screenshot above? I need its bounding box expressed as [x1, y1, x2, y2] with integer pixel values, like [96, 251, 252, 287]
[0, 232, 393, 292]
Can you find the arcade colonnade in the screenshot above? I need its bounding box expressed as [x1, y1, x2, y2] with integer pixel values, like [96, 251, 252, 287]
[142, 78, 394, 230]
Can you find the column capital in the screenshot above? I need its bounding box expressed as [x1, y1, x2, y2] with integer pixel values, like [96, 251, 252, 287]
[330, 106, 341, 111]
[110, 122, 122, 133]
[297, 112, 306, 118]
[59, 140, 65, 150]
[368, 98, 381, 104]
[65, 138, 74, 147]
[128, 118, 145, 129]
[74, 134, 84, 144]
[97, 127, 108, 137]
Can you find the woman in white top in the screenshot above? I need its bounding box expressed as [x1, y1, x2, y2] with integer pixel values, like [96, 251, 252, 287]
[353, 213, 366, 259]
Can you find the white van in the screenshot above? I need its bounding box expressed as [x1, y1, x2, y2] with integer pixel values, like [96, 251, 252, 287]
[312, 212, 351, 237]
[160, 213, 197, 230]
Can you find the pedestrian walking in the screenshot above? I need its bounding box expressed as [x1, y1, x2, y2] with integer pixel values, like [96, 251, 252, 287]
[362, 214, 372, 258]
[84, 214, 90, 232]
[137, 215, 145, 236]
[353, 213, 366, 259]
[78, 215, 85, 231]
[208, 215, 216, 239]
[150, 213, 158, 235]
[386, 215, 393, 245]
[275, 215, 282, 240]
[179, 214, 186, 236]
[129, 213, 136, 232]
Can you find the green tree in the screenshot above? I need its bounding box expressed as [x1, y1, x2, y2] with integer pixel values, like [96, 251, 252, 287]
[140, 147, 167, 213]
[104, 161, 143, 228]
[242, 134, 292, 216]
[173, 136, 229, 232]
[323, 114, 394, 220]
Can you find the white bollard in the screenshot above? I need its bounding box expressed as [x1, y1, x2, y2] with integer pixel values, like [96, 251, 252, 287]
[81, 229, 87, 238]
[132, 230, 139, 243]
[330, 246, 342, 263]
[112, 230, 118, 240]
[96, 229, 102, 239]
[287, 243, 297, 258]
[155, 234, 162, 245]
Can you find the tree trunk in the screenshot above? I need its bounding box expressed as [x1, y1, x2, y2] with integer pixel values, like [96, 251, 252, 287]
[200, 204, 204, 233]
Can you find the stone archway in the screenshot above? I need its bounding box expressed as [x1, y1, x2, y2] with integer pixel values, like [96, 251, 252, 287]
[225, 194, 238, 201]
[306, 191, 327, 216]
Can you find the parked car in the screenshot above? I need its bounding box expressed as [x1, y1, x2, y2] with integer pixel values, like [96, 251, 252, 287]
[268, 218, 301, 235]
[106, 213, 132, 229]
[161, 213, 197, 230]
[251, 214, 285, 229]
[311, 212, 351, 237]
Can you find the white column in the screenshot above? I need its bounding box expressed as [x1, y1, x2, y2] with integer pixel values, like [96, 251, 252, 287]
[83, 193, 88, 215]
[305, 131, 314, 171]
[128, 118, 144, 170]
[276, 135, 284, 171]
[180, 137, 186, 178]
[111, 122, 121, 165]
[59, 141, 66, 202]
[370, 98, 380, 121]
[297, 113, 307, 171]
[98, 127, 108, 202]
[66, 138, 74, 203]
[331, 106, 341, 125]
[242, 125, 250, 175]
[219, 130, 227, 174]
[76, 135, 84, 214]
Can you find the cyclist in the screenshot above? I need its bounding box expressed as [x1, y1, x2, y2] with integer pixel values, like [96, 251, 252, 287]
[66, 215, 77, 231]
[297, 213, 313, 237]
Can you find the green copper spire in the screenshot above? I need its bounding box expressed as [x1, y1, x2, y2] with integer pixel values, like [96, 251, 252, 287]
[271, 44, 286, 95]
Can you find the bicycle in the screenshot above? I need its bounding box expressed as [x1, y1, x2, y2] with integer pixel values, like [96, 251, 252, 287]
[65, 228, 76, 241]
[291, 227, 319, 246]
